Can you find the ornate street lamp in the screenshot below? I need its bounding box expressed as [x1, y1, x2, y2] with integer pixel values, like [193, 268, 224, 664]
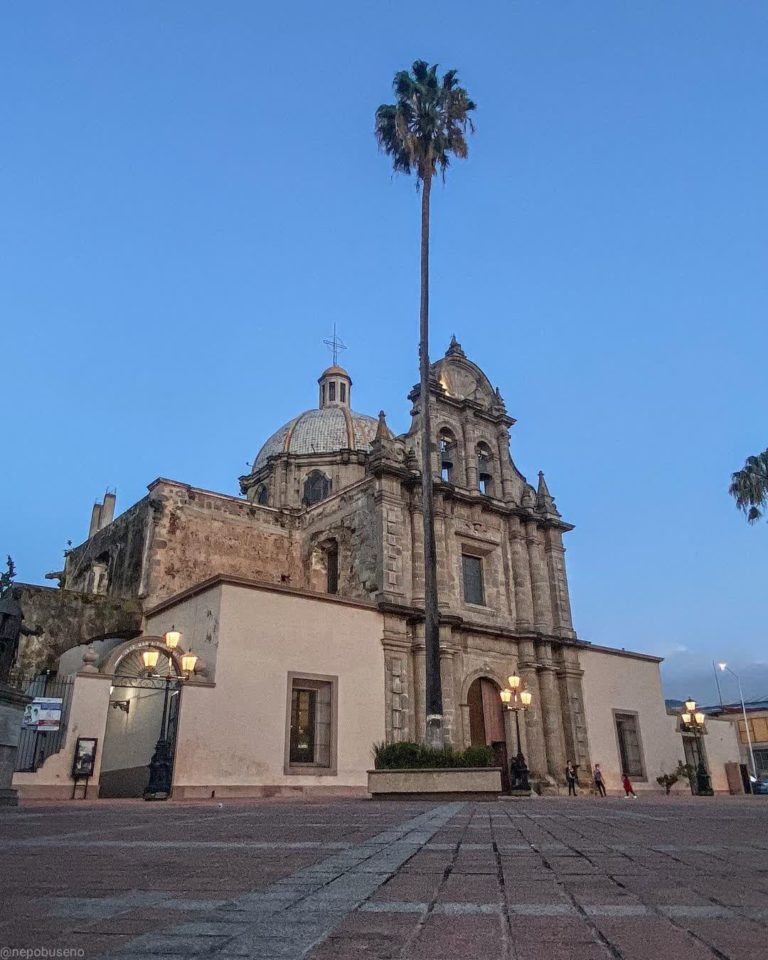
[500, 675, 532, 795]
[680, 697, 714, 797]
[143, 632, 197, 802]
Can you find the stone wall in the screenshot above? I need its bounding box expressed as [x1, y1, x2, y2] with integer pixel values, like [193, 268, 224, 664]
[144, 481, 304, 604]
[16, 584, 142, 672]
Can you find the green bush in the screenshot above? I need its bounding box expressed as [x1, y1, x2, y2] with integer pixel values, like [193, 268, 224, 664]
[372, 741, 495, 770]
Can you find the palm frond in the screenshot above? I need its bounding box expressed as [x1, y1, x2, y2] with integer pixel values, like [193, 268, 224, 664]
[374, 60, 476, 183]
[729, 449, 768, 524]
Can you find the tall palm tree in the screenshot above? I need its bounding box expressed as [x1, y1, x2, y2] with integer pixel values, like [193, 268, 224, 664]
[375, 61, 475, 748]
[729, 450, 768, 523]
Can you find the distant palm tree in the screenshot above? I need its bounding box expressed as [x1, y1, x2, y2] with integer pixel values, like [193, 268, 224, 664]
[375, 61, 475, 748]
[729, 450, 768, 523]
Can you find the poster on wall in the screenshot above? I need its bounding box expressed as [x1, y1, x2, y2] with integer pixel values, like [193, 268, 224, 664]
[71, 737, 98, 780]
[21, 697, 63, 731]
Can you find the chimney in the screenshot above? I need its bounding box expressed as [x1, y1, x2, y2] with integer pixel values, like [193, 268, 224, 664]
[88, 503, 102, 539]
[87, 492, 117, 539]
[101, 492, 116, 527]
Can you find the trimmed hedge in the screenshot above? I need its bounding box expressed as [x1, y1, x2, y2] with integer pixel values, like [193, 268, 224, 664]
[373, 741, 495, 770]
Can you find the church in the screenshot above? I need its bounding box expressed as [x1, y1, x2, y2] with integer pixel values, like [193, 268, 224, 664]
[12, 337, 739, 799]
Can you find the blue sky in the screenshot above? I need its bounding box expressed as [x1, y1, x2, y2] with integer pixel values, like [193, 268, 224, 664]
[2, 2, 766, 704]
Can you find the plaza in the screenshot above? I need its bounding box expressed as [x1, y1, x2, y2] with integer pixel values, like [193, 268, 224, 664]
[2, 795, 767, 959]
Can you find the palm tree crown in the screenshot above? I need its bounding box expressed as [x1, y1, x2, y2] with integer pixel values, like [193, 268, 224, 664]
[729, 449, 768, 524]
[375, 60, 476, 182]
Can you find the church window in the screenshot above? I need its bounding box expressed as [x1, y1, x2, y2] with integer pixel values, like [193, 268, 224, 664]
[303, 471, 331, 506]
[340, 382, 346, 403]
[462, 554, 485, 606]
[326, 541, 339, 595]
[256, 485, 269, 505]
[477, 442, 494, 496]
[285, 674, 337, 774]
[439, 430, 456, 483]
[321, 383, 326, 405]
[328, 382, 336, 402]
[614, 711, 645, 779]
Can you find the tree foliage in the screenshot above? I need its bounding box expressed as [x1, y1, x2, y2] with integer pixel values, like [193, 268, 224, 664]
[729, 449, 768, 524]
[374, 59, 476, 183]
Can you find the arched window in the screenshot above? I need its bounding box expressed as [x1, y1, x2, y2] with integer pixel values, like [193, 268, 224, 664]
[477, 442, 494, 496]
[303, 471, 331, 506]
[439, 429, 457, 483]
[256, 485, 269, 506]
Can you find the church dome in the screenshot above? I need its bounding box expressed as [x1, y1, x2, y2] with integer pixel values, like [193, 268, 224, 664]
[253, 406, 379, 470]
[252, 363, 378, 471]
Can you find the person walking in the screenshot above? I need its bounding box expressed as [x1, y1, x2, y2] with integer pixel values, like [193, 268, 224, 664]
[622, 773, 637, 798]
[565, 761, 577, 796]
[593, 764, 607, 797]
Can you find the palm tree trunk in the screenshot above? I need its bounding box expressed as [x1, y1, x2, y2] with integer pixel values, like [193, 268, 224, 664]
[419, 168, 444, 749]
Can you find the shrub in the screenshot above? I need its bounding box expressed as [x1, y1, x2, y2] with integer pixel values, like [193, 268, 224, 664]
[372, 741, 495, 770]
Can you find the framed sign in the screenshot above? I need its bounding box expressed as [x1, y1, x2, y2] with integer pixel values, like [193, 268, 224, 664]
[71, 737, 98, 780]
[22, 697, 63, 731]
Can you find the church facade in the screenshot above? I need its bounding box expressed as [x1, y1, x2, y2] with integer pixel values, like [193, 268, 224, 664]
[13, 339, 740, 798]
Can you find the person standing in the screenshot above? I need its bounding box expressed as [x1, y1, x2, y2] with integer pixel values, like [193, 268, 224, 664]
[622, 773, 637, 798]
[593, 764, 607, 797]
[565, 761, 577, 796]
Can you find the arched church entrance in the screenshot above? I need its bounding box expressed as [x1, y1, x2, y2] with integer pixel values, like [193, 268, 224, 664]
[99, 646, 181, 798]
[467, 676, 510, 791]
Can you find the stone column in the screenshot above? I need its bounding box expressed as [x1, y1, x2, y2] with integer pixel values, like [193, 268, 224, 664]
[526, 521, 553, 633]
[537, 641, 567, 780]
[410, 505, 425, 605]
[496, 427, 515, 501]
[462, 417, 478, 490]
[509, 517, 534, 631]
[412, 640, 426, 743]
[544, 527, 575, 638]
[439, 624, 456, 746]
[517, 639, 547, 779]
[557, 646, 592, 777]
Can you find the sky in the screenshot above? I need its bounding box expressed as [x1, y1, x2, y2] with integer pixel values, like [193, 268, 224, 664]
[2, 1, 766, 706]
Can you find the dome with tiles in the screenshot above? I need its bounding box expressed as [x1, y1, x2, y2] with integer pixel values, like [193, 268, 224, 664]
[252, 365, 379, 470]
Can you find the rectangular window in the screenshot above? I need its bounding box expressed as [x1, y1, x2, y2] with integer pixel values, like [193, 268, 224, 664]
[340, 383, 346, 403]
[462, 554, 484, 605]
[614, 712, 645, 778]
[328, 382, 336, 401]
[285, 674, 337, 774]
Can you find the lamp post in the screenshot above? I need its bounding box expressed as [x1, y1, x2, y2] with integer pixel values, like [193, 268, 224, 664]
[680, 697, 713, 797]
[143, 629, 197, 801]
[500, 675, 532, 795]
[717, 662, 757, 787]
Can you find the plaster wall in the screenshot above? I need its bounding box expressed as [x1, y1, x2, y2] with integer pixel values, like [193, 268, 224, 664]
[580, 648, 740, 794]
[147, 583, 385, 796]
[14, 673, 111, 800]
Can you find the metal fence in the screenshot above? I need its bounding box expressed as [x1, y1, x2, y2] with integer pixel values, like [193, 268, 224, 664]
[8, 671, 75, 772]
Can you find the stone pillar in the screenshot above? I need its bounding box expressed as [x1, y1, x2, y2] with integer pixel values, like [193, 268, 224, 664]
[556, 647, 592, 777]
[526, 521, 553, 633]
[410, 505, 425, 605]
[509, 517, 534, 631]
[496, 427, 515, 501]
[537, 641, 568, 780]
[412, 641, 426, 743]
[0, 683, 30, 806]
[517, 639, 547, 779]
[462, 418, 478, 490]
[439, 624, 456, 746]
[544, 528, 575, 638]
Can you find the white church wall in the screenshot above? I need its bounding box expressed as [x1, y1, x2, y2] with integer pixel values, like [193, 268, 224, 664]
[148, 581, 385, 797]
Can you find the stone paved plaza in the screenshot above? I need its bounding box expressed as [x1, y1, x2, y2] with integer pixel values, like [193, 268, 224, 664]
[2, 796, 768, 959]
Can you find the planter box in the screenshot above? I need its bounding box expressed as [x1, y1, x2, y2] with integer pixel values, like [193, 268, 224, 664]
[368, 767, 502, 801]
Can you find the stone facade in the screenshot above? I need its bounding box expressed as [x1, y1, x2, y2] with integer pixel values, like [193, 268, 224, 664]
[16, 338, 594, 784]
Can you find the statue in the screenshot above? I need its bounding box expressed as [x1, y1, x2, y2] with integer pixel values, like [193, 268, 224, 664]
[0, 557, 41, 684]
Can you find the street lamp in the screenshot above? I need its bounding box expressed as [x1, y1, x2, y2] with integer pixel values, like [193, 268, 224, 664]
[500, 675, 532, 795]
[680, 698, 714, 797]
[718, 662, 757, 786]
[143, 633, 197, 801]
